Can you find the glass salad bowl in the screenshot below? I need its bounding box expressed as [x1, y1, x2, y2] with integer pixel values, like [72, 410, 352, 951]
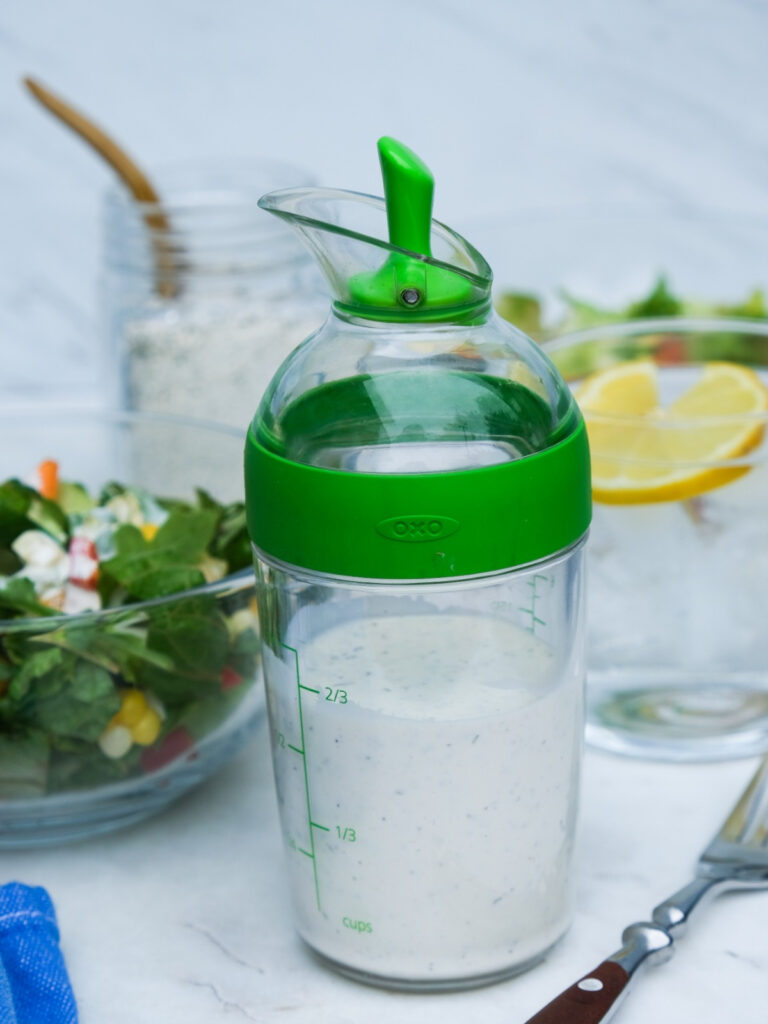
[463, 205, 768, 340]
[0, 408, 262, 846]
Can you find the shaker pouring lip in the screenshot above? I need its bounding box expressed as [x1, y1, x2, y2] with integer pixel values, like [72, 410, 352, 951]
[257, 186, 493, 289]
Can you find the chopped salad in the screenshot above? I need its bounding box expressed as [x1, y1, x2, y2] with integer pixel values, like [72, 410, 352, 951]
[497, 276, 768, 341]
[0, 461, 259, 798]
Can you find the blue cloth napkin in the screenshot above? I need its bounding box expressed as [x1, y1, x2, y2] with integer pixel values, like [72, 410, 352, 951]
[0, 884, 77, 1024]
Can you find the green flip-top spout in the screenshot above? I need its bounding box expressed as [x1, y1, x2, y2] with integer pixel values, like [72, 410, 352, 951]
[347, 137, 477, 318]
[379, 136, 434, 257]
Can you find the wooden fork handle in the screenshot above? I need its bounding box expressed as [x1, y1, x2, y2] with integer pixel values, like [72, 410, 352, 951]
[522, 960, 629, 1024]
[523, 922, 674, 1024]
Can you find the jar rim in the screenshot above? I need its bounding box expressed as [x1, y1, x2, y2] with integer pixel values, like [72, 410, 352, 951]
[103, 157, 317, 218]
[102, 159, 317, 276]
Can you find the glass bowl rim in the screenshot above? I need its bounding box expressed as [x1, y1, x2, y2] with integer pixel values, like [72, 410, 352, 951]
[544, 315, 768, 431]
[0, 406, 255, 628]
[543, 316, 768, 470]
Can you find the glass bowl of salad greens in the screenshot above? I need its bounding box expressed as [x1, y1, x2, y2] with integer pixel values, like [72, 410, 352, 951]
[0, 408, 262, 846]
[462, 205, 768, 340]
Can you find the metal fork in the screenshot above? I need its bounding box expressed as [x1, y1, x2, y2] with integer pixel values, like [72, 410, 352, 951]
[523, 757, 768, 1024]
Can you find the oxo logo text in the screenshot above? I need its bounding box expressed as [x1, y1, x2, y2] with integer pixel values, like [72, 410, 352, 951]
[376, 515, 460, 544]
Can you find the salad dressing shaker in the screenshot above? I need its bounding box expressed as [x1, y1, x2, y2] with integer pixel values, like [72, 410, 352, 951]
[245, 138, 591, 989]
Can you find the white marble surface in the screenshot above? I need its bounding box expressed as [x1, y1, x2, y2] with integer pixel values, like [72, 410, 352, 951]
[1, 727, 766, 1023]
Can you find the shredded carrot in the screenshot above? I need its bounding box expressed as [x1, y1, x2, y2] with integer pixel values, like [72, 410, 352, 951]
[38, 459, 59, 501]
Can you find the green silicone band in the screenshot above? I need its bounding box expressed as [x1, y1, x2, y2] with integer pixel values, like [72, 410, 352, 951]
[244, 419, 591, 580]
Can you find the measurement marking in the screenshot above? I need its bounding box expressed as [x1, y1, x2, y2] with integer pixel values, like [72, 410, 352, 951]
[287, 744, 304, 755]
[299, 684, 320, 694]
[298, 848, 314, 859]
[520, 574, 551, 636]
[282, 642, 323, 912]
[311, 822, 330, 832]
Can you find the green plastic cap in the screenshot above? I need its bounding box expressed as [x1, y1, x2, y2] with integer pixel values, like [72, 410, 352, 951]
[347, 138, 475, 317]
[257, 138, 492, 324]
[348, 138, 475, 315]
[247, 137, 592, 580]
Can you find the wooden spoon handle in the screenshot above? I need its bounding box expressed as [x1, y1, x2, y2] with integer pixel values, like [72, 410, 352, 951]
[24, 76, 178, 298]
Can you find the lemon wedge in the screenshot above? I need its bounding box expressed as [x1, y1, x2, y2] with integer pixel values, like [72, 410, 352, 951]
[575, 361, 768, 504]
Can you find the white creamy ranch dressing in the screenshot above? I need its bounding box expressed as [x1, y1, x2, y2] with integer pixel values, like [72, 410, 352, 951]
[264, 610, 582, 985]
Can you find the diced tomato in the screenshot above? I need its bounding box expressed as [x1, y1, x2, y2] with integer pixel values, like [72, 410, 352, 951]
[220, 665, 244, 690]
[655, 335, 687, 366]
[68, 536, 99, 588]
[140, 727, 195, 773]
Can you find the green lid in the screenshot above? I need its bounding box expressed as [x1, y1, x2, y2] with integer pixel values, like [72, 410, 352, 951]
[247, 138, 592, 580]
[245, 416, 590, 580]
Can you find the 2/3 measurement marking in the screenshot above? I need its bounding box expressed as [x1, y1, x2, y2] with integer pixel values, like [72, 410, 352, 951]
[325, 687, 348, 703]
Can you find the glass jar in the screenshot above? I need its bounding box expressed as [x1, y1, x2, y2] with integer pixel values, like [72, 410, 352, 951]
[101, 161, 325, 427]
[546, 318, 768, 761]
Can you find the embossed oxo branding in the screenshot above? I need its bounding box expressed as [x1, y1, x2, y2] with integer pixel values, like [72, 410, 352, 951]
[376, 515, 460, 544]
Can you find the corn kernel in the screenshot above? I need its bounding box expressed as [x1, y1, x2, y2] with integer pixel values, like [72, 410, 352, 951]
[99, 725, 132, 759]
[141, 523, 159, 542]
[132, 708, 162, 746]
[114, 689, 147, 727]
[226, 607, 258, 638]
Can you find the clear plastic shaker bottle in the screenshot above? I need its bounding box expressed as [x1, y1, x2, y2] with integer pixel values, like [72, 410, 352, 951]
[244, 138, 591, 990]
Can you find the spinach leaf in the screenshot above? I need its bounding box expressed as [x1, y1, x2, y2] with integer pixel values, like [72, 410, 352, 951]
[29, 620, 174, 679]
[8, 647, 63, 700]
[0, 548, 21, 576]
[132, 662, 217, 707]
[228, 627, 261, 679]
[120, 566, 207, 601]
[0, 480, 35, 547]
[212, 504, 251, 571]
[31, 660, 119, 742]
[627, 275, 683, 318]
[0, 731, 49, 798]
[193, 489, 251, 571]
[0, 478, 69, 548]
[100, 509, 218, 599]
[0, 578, 56, 619]
[57, 481, 94, 516]
[146, 596, 230, 680]
[153, 508, 218, 562]
[48, 741, 141, 792]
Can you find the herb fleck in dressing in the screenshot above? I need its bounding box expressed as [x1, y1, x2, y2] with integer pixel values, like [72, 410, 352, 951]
[264, 612, 582, 984]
